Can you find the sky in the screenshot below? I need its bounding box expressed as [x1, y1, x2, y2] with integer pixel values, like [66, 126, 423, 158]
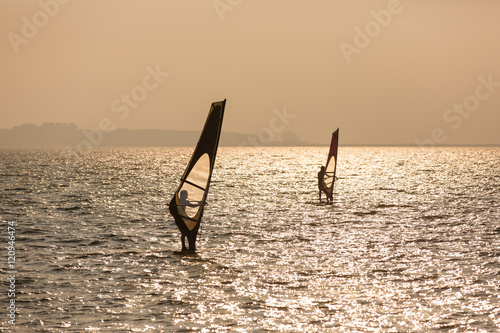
[1, 0, 499, 145]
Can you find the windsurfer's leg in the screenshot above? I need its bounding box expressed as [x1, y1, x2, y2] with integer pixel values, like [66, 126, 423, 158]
[181, 235, 187, 251]
[187, 236, 196, 252]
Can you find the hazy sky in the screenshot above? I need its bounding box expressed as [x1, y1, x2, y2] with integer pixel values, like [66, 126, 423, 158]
[1, 0, 499, 145]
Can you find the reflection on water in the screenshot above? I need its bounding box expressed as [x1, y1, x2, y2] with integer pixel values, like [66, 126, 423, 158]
[1, 147, 499, 331]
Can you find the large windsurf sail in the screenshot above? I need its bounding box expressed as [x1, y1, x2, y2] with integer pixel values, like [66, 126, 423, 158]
[322, 128, 339, 201]
[169, 100, 225, 250]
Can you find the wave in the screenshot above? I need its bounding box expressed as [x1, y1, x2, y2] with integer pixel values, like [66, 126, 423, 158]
[376, 203, 398, 208]
[421, 214, 448, 221]
[353, 210, 377, 216]
[57, 206, 82, 211]
[4, 187, 30, 191]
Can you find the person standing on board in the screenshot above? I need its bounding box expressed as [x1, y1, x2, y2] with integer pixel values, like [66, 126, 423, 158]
[169, 190, 196, 251]
[318, 166, 327, 202]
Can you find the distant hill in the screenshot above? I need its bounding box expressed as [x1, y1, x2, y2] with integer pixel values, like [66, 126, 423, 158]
[0, 123, 310, 148]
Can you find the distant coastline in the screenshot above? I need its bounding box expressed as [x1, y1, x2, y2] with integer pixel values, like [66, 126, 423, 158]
[0, 123, 311, 148]
[0, 123, 498, 148]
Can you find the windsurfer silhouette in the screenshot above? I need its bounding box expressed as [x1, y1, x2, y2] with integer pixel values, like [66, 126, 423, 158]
[170, 190, 198, 252]
[318, 166, 327, 202]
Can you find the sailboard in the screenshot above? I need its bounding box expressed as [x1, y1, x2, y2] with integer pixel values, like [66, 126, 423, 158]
[321, 128, 339, 201]
[169, 100, 226, 251]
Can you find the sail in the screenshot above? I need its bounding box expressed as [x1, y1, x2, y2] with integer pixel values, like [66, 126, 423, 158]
[169, 100, 225, 247]
[322, 128, 339, 200]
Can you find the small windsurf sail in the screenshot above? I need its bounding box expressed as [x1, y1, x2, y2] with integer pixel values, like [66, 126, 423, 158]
[169, 100, 225, 250]
[322, 128, 339, 201]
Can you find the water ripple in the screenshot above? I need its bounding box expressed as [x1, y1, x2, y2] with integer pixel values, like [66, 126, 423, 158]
[0, 147, 499, 331]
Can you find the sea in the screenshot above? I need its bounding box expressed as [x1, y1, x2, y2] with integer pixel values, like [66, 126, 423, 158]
[0, 146, 499, 332]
